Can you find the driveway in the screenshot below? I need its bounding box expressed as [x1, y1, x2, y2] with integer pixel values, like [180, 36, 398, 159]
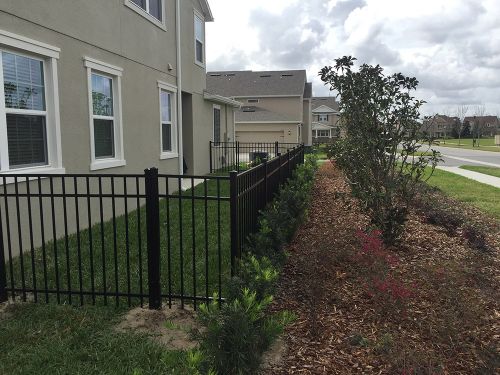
[422, 145, 500, 167]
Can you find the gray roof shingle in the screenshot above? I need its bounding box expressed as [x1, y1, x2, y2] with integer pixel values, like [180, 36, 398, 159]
[236, 107, 299, 123]
[311, 97, 339, 111]
[207, 70, 308, 97]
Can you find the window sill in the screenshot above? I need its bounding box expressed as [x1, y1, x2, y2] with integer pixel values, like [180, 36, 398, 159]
[160, 152, 179, 160]
[195, 60, 205, 69]
[90, 159, 126, 171]
[124, 1, 167, 31]
[0, 167, 66, 185]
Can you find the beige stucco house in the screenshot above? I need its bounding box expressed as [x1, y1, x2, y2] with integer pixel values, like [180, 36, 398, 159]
[206, 70, 313, 146]
[311, 97, 340, 143]
[0, 0, 239, 177]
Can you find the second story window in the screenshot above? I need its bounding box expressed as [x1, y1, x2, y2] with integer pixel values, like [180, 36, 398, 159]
[318, 114, 329, 122]
[131, 0, 162, 21]
[195, 13, 205, 65]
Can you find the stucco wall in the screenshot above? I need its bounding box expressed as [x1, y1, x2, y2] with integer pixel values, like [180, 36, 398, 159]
[236, 123, 299, 144]
[237, 97, 303, 121]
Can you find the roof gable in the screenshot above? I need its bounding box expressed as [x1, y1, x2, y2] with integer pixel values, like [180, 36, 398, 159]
[312, 104, 338, 114]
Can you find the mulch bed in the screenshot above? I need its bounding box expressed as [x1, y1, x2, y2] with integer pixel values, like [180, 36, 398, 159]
[268, 161, 499, 374]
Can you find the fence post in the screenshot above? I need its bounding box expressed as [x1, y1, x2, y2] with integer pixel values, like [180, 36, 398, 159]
[209, 141, 213, 173]
[287, 149, 291, 179]
[229, 171, 240, 276]
[0, 203, 7, 303]
[274, 141, 279, 156]
[144, 168, 162, 310]
[263, 160, 268, 203]
[236, 142, 240, 173]
[278, 153, 283, 185]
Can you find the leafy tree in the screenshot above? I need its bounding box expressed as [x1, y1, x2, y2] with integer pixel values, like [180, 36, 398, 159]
[320, 56, 441, 245]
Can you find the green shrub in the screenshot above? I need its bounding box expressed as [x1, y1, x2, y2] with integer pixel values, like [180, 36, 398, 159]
[196, 156, 316, 374]
[227, 255, 279, 301]
[197, 290, 294, 375]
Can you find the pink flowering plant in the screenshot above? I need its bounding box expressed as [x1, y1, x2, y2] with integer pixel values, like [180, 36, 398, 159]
[355, 229, 414, 312]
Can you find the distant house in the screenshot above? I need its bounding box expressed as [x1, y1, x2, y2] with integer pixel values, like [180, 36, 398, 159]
[421, 115, 459, 138]
[206, 70, 313, 145]
[463, 116, 500, 137]
[311, 97, 341, 143]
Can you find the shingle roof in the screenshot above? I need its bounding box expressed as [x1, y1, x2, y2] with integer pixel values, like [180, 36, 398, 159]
[311, 97, 339, 111]
[303, 83, 313, 99]
[235, 107, 299, 123]
[206, 70, 308, 97]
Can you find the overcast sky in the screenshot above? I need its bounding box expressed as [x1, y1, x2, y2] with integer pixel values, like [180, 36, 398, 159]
[206, 0, 500, 117]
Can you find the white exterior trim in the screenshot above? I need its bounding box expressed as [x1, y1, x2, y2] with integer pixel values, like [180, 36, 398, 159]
[84, 57, 123, 76]
[85, 58, 126, 171]
[194, 9, 205, 67]
[158, 85, 179, 160]
[124, 0, 167, 31]
[0, 29, 60, 59]
[203, 91, 242, 107]
[0, 43, 63, 175]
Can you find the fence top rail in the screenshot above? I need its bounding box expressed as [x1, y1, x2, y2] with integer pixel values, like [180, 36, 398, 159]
[1, 173, 145, 179]
[159, 174, 230, 180]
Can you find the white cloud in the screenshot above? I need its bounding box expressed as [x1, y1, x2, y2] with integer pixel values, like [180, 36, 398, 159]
[206, 0, 500, 115]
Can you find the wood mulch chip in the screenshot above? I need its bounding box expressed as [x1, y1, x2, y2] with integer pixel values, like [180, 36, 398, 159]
[268, 161, 499, 374]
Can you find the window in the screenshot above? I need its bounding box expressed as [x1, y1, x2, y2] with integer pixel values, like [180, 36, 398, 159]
[194, 13, 205, 65]
[213, 105, 221, 145]
[0, 30, 63, 175]
[84, 57, 125, 171]
[125, 0, 165, 29]
[318, 114, 328, 122]
[158, 81, 177, 159]
[248, 99, 259, 103]
[317, 130, 330, 137]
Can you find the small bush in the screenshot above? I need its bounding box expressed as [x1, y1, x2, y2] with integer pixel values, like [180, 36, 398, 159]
[196, 156, 317, 374]
[197, 290, 294, 375]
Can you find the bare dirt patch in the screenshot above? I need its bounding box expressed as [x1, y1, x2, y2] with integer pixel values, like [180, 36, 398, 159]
[269, 161, 500, 374]
[116, 304, 199, 350]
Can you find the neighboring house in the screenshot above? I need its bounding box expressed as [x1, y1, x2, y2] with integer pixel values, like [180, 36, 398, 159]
[421, 115, 459, 138]
[206, 70, 313, 145]
[0, 0, 239, 177]
[311, 97, 340, 143]
[463, 116, 500, 137]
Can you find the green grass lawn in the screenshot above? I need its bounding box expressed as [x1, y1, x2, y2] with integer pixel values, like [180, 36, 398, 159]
[426, 168, 500, 219]
[0, 303, 189, 375]
[436, 137, 500, 152]
[6, 179, 231, 308]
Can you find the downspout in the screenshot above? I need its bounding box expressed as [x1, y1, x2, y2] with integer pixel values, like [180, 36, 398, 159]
[176, 0, 184, 175]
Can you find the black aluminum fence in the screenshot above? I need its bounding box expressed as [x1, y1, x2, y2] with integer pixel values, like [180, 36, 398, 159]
[230, 146, 305, 259]
[0, 146, 305, 310]
[210, 141, 301, 173]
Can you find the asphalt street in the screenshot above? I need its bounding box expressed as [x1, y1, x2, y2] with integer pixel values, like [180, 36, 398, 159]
[421, 145, 500, 167]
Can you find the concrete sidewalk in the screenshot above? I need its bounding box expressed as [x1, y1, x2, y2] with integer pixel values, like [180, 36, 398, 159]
[437, 166, 500, 188]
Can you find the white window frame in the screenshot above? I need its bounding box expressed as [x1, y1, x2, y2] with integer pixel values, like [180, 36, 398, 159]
[158, 81, 178, 160]
[213, 104, 221, 145]
[124, 0, 166, 31]
[84, 57, 125, 171]
[0, 29, 64, 177]
[318, 114, 328, 122]
[194, 10, 205, 67]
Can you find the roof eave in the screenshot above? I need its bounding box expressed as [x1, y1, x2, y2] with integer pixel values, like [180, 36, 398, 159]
[199, 0, 214, 22]
[204, 91, 242, 107]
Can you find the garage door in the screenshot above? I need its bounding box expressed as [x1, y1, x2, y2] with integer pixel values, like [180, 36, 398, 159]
[236, 131, 285, 143]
